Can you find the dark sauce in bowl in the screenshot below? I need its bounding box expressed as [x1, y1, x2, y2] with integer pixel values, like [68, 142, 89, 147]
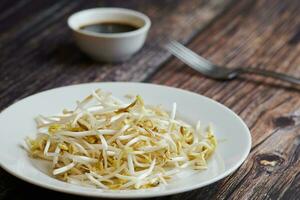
[79, 22, 140, 34]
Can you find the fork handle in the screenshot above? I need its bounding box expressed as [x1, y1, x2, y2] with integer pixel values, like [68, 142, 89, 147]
[239, 68, 300, 85]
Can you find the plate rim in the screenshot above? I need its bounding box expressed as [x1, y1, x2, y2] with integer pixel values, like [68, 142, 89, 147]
[0, 82, 252, 198]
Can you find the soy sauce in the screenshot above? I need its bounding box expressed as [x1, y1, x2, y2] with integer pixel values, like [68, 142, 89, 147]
[79, 22, 139, 34]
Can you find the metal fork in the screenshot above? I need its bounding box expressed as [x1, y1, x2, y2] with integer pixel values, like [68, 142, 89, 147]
[166, 40, 300, 85]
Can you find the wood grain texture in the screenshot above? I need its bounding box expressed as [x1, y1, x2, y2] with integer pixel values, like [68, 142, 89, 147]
[0, 0, 230, 111]
[0, 0, 299, 199]
[150, 0, 300, 199]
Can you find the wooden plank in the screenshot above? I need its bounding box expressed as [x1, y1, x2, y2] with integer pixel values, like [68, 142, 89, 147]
[149, 0, 300, 199]
[0, 0, 63, 33]
[0, 0, 232, 111]
[0, 0, 299, 199]
[0, 1, 233, 200]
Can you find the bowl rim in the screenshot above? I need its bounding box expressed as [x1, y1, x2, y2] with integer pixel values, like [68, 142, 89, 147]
[67, 7, 151, 38]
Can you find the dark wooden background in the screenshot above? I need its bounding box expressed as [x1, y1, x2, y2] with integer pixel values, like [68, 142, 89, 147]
[0, 0, 299, 199]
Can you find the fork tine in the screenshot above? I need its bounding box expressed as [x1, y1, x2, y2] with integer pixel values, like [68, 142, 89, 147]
[167, 42, 209, 70]
[166, 43, 211, 73]
[165, 44, 208, 72]
[169, 40, 214, 67]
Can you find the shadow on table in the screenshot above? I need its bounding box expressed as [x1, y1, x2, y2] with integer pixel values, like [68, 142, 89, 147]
[39, 42, 100, 66]
[236, 76, 300, 92]
[0, 169, 222, 200]
[180, 68, 300, 92]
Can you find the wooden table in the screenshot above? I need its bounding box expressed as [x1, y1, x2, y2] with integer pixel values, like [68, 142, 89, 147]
[1, 0, 299, 199]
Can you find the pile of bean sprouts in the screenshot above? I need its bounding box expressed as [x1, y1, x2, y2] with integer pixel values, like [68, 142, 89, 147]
[26, 89, 217, 190]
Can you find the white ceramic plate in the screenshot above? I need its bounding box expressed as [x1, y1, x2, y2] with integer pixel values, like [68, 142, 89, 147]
[0, 82, 251, 198]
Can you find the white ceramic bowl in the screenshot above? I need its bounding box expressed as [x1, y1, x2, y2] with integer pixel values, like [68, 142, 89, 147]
[68, 8, 151, 62]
